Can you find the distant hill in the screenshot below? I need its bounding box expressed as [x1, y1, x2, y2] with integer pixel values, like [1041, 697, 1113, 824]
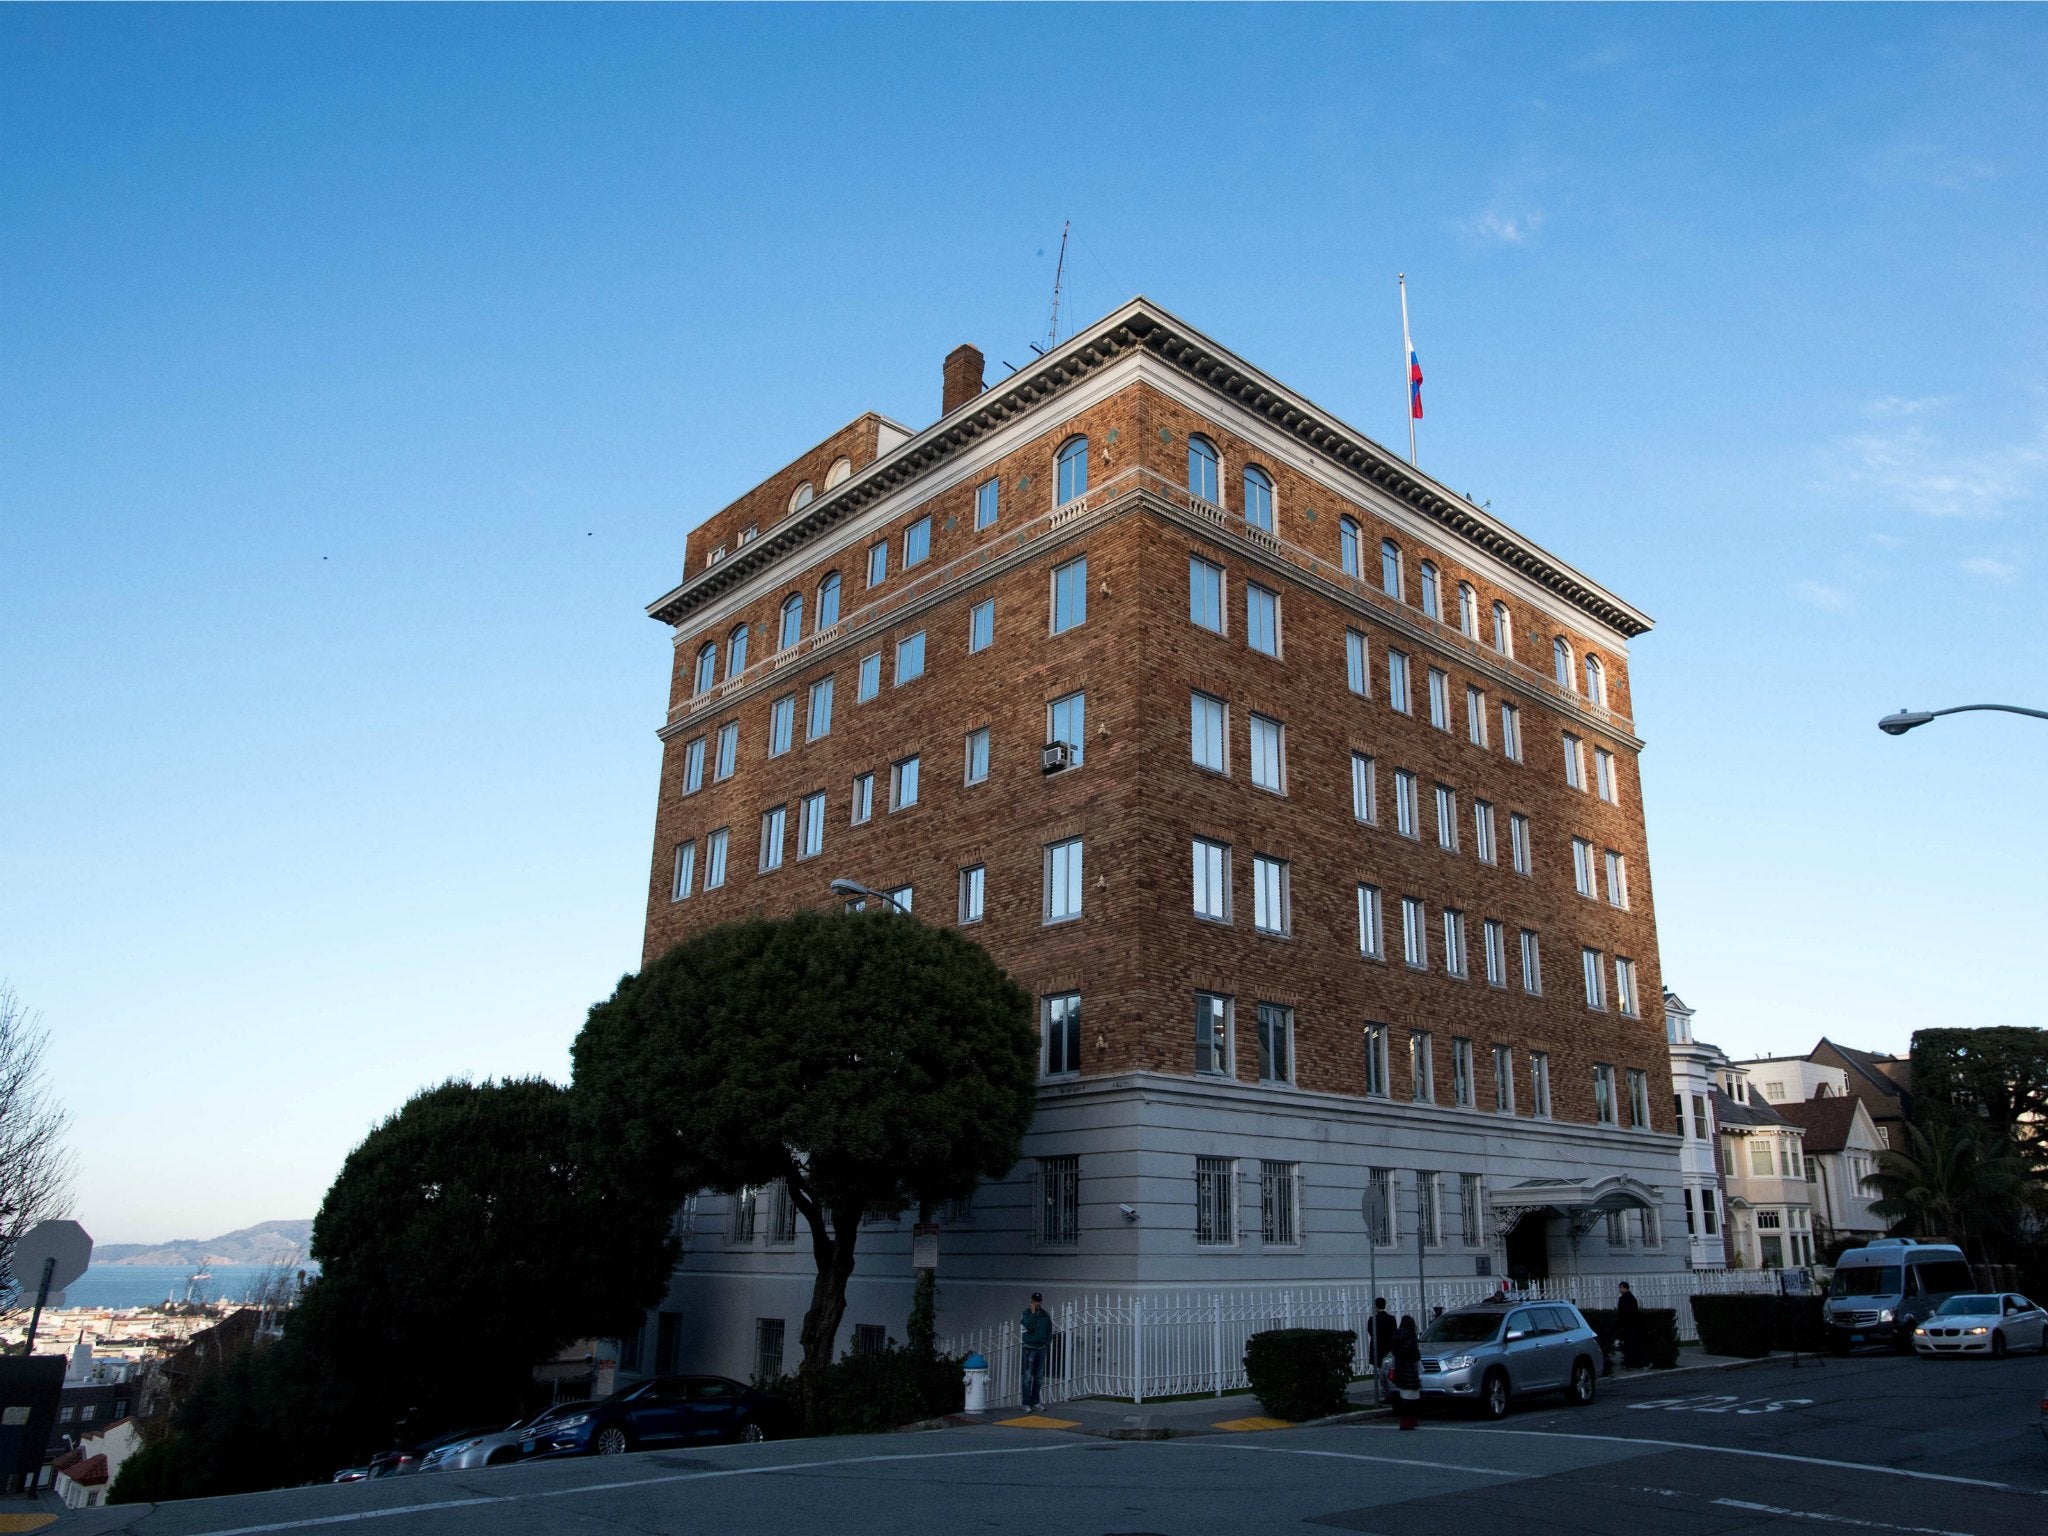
[94, 1219, 313, 1267]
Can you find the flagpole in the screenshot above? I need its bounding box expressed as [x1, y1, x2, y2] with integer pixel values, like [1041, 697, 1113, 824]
[1399, 273, 1417, 467]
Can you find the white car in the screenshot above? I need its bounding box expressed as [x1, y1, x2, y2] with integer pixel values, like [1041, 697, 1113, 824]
[1912, 1293, 2047, 1358]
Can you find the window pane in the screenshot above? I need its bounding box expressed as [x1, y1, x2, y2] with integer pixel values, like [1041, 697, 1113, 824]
[1195, 992, 1230, 1074]
[1052, 557, 1088, 633]
[1346, 630, 1368, 695]
[1351, 753, 1375, 823]
[1193, 839, 1230, 921]
[857, 652, 881, 702]
[1191, 692, 1227, 772]
[975, 478, 999, 529]
[1188, 437, 1219, 503]
[1046, 838, 1083, 921]
[1243, 467, 1274, 532]
[1250, 715, 1285, 793]
[1246, 585, 1278, 656]
[1049, 692, 1086, 765]
[1056, 438, 1089, 504]
[959, 864, 985, 923]
[965, 728, 990, 784]
[807, 677, 834, 740]
[895, 631, 926, 685]
[969, 598, 995, 653]
[1189, 557, 1224, 632]
[1388, 651, 1409, 712]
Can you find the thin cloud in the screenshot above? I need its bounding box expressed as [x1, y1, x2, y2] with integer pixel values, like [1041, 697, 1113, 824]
[1462, 208, 1546, 246]
[1869, 532, 1906, 550]
[1792, 580, 1851, 613]
[1959, 556, 2020, 583]
[1827, 403, 2048, 520]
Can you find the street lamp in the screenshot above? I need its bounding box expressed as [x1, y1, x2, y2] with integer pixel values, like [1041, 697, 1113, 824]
[828, 877, 911, 914]
[1877, 703, 2048, 736]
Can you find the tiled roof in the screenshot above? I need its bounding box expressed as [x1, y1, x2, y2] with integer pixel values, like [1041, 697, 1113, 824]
[1775, 1096, 1862, 1153]
[1712, 1087, 1794, 1129]
[63, 1453, 109, 1487]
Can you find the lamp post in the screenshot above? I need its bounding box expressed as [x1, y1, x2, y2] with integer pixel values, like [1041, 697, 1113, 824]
[827, 877, 911, 915]
[1877, 703, 2048, 736]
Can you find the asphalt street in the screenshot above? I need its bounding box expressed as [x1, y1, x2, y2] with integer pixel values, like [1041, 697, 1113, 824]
[41, 1351, 2048, 1536]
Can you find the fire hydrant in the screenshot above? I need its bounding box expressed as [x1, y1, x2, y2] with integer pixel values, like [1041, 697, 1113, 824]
[962, 1352, 989, 1413]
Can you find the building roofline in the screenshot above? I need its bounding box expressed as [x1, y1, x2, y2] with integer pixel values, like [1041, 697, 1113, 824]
[645, 296, 1656, 636]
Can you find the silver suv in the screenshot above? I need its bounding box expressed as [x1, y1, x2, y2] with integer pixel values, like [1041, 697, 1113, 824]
[1416, 1299, 1602, 1419]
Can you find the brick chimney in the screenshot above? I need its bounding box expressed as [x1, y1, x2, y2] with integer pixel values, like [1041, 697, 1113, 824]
[942, 344, 985, 415]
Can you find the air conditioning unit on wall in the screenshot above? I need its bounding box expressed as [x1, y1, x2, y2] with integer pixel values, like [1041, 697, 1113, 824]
[1041, 742, 1072, 774]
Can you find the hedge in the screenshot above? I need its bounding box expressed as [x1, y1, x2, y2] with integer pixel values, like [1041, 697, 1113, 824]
[1689, 1294, 1826, 1358]
[758, 1343, 964, 1437]
[1580, 1306, 1681, 1369]
[1244, 1328, 1357, 1421]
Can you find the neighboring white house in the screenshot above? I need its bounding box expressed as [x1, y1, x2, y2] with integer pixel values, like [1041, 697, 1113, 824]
[1663, 991, 1727, 1269]
[1709, 1051, 1818, 1270]
[1776, 1094, 1886, 1249]
[1736, 1052, 1849, 1107]
[52, 1417, 139, 1509]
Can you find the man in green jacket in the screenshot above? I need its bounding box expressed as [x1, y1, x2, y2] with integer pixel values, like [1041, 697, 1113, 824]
[1019, 1292, 1053, 1412]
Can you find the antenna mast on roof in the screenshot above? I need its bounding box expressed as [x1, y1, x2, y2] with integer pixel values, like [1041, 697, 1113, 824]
[1046, 220, 1070, 350]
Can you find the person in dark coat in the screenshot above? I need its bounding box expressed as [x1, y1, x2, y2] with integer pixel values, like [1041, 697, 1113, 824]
[1391, 1316, 1423, 1430]
[1366, 1298, 1397, 1402]
[1616, 1280, 1643, 1370]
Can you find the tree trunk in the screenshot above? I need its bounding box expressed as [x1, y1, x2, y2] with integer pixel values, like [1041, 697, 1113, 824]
[794, 1198, 862, 1427]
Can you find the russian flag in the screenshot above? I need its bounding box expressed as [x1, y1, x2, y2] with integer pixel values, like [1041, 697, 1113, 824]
[1408, 349, 1424, 421]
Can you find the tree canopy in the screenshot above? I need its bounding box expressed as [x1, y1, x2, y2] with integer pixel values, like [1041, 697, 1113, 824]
[571, 909, 1037, 1394]
[0, 982, 74, 1306]
[1911, 1027, 2048, 1149]
[1866, 1118, 2046, 1264]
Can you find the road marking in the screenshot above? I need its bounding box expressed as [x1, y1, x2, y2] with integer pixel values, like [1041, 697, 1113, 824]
[1711, 1495, 1977, 1536]
[1200, 1440, 1528, 1479]
[1212, 1416, 1296, 1432]
[1445, 1427, 2035, 1492]
[1627, 1394, 1814, 1415]
[997, 1414, 1081, 1429]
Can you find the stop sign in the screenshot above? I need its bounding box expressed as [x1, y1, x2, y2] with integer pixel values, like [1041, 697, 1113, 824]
[10, 1220, 93, 1304]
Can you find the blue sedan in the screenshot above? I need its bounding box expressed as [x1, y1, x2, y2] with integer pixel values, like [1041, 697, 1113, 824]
[520, 1375, 786, 1458]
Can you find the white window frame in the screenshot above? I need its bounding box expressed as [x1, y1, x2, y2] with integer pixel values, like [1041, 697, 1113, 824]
[1474, 799, 1496, 864]
[715, 721, 739, 781]
[1356, 883, 1384, 959]
[1573, 837, 1596, 898]
[1042, 995, 1083, 1080]
[975, 477, 999, 530]
[1252, 854, 1291, 936]
[890, 755, 920, 812]
[1520, 928, 1542, 995]
[894, 630, 926, 686]
[1256, 1001, 1293, 1084]
[1435, 784, 1459, 851]
[806, 676, 834, 741]
[798, 792, 825, 859]
[1245, 582, 1280, 657]
[1351, 752, 1377, 823]
[959, 864, 985, 925]
[1051, 556, 1088, 635]
[1195, 991, 1233, 1076]
[1259, 1160, 1300, 1246]
[969, 598, 995, 654]
[1605, 850, 1629, 909]
[1195, 1155, 1237, 1245]
[1616, 956, 1640, 1017]
[1048, 690, 1086, 767]
[1190, 691, 1228, 773]
[856, 651, 882, 702]
[1410, 1030, 1434, 1103]
[1044, 837, 1084, 924]
[670, 840, 696, 901]
[1563, 732, 1586, 790]
[1453, 1037, 1474, 1106]
[1583, 946, 1607, 1010]
[964, 727, 990, 785]
[1493, 1045, 1515, 1114]
[1395, 770, 1419, 839]
[759, 805, 787, 872]
[1189, 556, 1225, 633]
[1192, 838, 1231, 923]
[1443, 909, 1468, 978]
[1401, 895, 1428, 969]
[681, 736, 706, 795]
[1249, 713, 1287, 794]
[866, 541, 887, 588]
[1466, 685, 1488, 747]
[768, 694, 795, 757]
[1428, 667, 1451, 730]
[1364, 1024, 1391, 1098]
[1509, 812, 1531, 875]
[1482, 918, 1506, 987]
[850, 772, 874, 825]
[1388, 649, 1411, 713]
[705, 827, 730, 890]
[1501, 702, 1523, 761]
[1345, 629, 1369, 695]
[1595, 747, 1618, 803]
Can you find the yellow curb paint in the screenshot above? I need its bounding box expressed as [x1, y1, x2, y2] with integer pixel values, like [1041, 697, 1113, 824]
[997, 1414, 1081, 1429]
[0, 1516, 59, 1533]
[1213, 1416, 1295, 1432]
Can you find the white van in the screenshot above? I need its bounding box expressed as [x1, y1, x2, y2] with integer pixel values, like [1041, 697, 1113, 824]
[1824, 1238, 1974, 1350]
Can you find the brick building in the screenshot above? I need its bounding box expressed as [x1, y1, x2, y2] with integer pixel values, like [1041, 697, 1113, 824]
[630, 299, 1686, 1381]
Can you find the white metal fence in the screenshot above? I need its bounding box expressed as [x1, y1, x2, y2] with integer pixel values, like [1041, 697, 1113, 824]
[941, 1270, 1780, 1407]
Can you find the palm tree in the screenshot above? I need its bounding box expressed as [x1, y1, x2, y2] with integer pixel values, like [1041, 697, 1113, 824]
[1866, 1120, 2046, 1265]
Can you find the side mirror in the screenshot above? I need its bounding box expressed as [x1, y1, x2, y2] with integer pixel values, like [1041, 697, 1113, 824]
[1505, 1328, 1528, 1342]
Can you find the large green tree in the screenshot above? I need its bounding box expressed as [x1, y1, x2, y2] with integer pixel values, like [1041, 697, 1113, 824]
[1911, 1027, 2048, 1149]
[571, 909, 1036, 1405]
[1866, 1118, 2046, 1264]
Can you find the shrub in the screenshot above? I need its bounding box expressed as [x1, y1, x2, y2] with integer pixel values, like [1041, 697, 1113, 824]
[761, 1341, 965, 1436]
[1689, 1294, 1825, 1358]
[1580, 1307, 1681, 1369]
[1243, 1328, 1357, 1421]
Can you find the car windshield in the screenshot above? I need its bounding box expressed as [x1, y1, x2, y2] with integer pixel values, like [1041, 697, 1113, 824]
[1935, 1295, 2000, 1316]
[1834, 1265, 1902, 1296]
[1423, 1312, 1506, 1344]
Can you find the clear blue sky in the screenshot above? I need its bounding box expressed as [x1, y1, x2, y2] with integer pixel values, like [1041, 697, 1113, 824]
[5, 6, 2043, 1242]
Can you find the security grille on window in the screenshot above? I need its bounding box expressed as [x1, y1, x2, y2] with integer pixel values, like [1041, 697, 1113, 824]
[1193, 838, 1231, 922]
[1510, 813, 1532, 874]
[1409, 1030, 1434, 1102]
[1474, 800, 1496, 863]
[1435, 784, 1459, 851]
[1583, 947, 1607, 1010]
[1500, 702, 1523, 761]
[1627, 1068, 1650, 1128]
[1493, 1044, 1514, 1114]
[1388, 650, 1410, 712]
[715, 721, 739, 780]
[1051, 556, 1088, 634]
[682, 737, 706, 795]
[969, 598, 995, 653]
[728, 1186, 758, 1244]
[1049, 691, 1086, 767]
[1246, 583, 1280, 657]
[1428, 668, 1450, 730]
[1530, 1051, 1552, 1117]
[1467, 686, 1488, 747]
[965, 728, 990, 785]
[756, 1319, 785, 1384]
[1195, 1156, 1236, 1245]
[853, 1324, 887, 1357]
[1351, 752, 1376, 823]
[1364, 1023, 1390, 1097]
[1418, 1171, 1443, 1248]
[1357, 884, 1384, 959]
[1189, 557, 1224, 632]
[1483, 919, 1506, 985]
[1260, 1161, 1300, 1245]
[851, 772, 874, 825]
[1346, 630, 1369, 695]
[1594, 1064, 1618, 1125]
[1256, 1002, 1293, 1083]
[1452, 1038, 1474, 1106]
[1191, 691, 1227, 772]
[958, 864, 985, 924]
[1367, 1167, 1396, 1245]
[705, 828, 729, 890]
[1042, 993, 1082, 1078]
[1250, 714, 1286, 793]
[807, 677, 834, 741]
[671, 841, 696, 901]
[1460, 1173, 1485, 1246]
[1195, 992, 1232, 1075]
[1519, 928, 1542, 993]
[1045, 838, 1083, 923]
[895, 631, 926, 685]
[1605, 851, 1630, 909]
[1253, 855, 1290, 935]
[857, 652, 881, 702]
[1395, 771, 1419, 838]
[1037, 1153, 1080, 1246]
[1443, 910, 1468, 978]
[1401, 896, 1427, 968]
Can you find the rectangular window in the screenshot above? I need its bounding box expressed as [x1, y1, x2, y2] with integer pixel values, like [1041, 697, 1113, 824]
[1605, 850, 1630, 909]
[705, 827, 730, 889]
[1356, 883, 1384, 959]
[1442, 909, 1468, 978]
[768, 694, 795, 756]
[1401, 896, 1428, 968]
[1509, 812, 1532, 874]
[1573, 837, 1596, 897]
[1616, 957, 1640, 1017]
[958, 864, 985, 924]
[1428, 667, 1451, 730]
[885, 883, 912, 914]
[1051, 556, 1089, 634]
[1493, 1045, 1515, 1114]
[1346, 630, 1369, 695]
[1364, 1023, 1390, 1097]
[1367, 1167, 1395, 1246]
[1435, 784, 1459, 851]
[670, 840, 696, 901]
[755, 1318, 786, 1385]
[851, 772, 874, 825]
[903, 515, 931, 569]
[1563, 733, 1586, 790]
[1483, 919, 1506, 986]
[1195, 1156, 1236, 1245]
[866, 541, 887, 588]
[1246, 583, 1279, 656]
[1388, 649, 1410, 712]
[806, 677, 834, 741]
[975, 477, 999, 530]
[1193, 838, 1231, 922]
[1702, 1187, 1720, 1236]
[1474, 800, 1496, 863]
[1191, 691, 1228, 773]
[1042, 994, 1082, 1078]
[798, 792, 825, 858]
[1593, 1064, 1617, 1125]
[1519, 928, 1542, 994]
[894, 631, 926, 685]
[1350, 752, 1376, 823]
[1260, 1161, 1300, 1245]
[1250, 714, 1286, 794]
[771, 1180, 797, 1243]
[857, 652, 881, 702]
[1049, 691, 1086, 766]
[1453, 1037, 1475, 1106]
[1256, 1002, 1293, 1084]
[1460, 1173, 1484, 1246]
[728, 1186, 758, 1244]
[1194, 992, 1232, 1076]
[1595, 747, 1618, 803]
[1750, 1138, 1775, 1176]
[681, 737, 706, 795]
[1253, 855, 1290, 935]
[1627, 1067, 1650, 1128]
[1606, 1210, 1628, 1248]
[1189, 557, 1224, 632]
[1395, 770, 1419, 838]
[1418, 1171, 1443, 1248]
[1531, 1051, 1552, 1118]
[715, 721, 739, 781]
[968, 598, 995, 654]
[1500, 702, 1522, 761]
[1044, 837, 1084, 923]
[1639, 1206, 1662, 1249]
[1037, 1153, 1079, 1245]
[759, 806, 787, 871]
[964, 728, 990, 785]
[1467, 686, 1488, 747]
[1409, 1031, 1434, 1102]
[890, 755, 920, 811]
[1583, 947, 1607, 1010]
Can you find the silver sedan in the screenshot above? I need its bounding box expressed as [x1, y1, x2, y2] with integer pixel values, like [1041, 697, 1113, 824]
[420, 1401, 596, 1472]
[1912, 1294, 2047, 1358]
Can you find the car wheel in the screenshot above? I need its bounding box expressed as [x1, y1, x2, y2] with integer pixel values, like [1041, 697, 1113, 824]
[741, 1421, 766, 1444]
[1480, 1369, 1511, 1422]
[1991, 1331, 2008, 1359]
[595, 1427, 630, 1456]
[1568, 1359, 1596, 1406]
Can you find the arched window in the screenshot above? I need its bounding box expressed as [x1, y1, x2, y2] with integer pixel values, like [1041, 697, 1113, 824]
[1553, 637, 1574, 690]
[1419, 561, 1441, 619]
[727, 623, 750, 681]
[1583, 655, 1606, 707]
[779, 594, 803, 651]
[1187, 435, 1220, 504]
[824, 457, 852, 489]
[1492, 601, 1513, 657]
[1457, 582, 1478, 638]
[816, 572, 841, 631]
[1339, 517, 1362, 578]
[1242, 466, 1275, 532]
[789, 482, 815, 514]
[693, 642, 717, 696]
[1055, 436, 1089, 506]
[1381, 539, 1403, 600]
